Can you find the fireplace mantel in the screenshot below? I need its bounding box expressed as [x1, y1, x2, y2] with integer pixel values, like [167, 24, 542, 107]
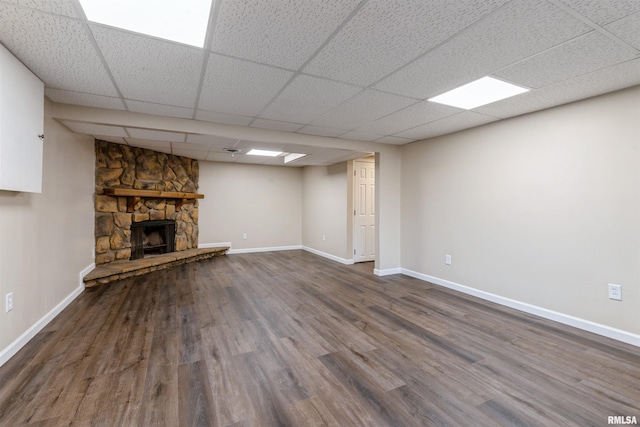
[103, 188, 204, 212]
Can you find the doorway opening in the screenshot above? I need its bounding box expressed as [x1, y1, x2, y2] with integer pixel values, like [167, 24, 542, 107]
[352, 157, 375, 263]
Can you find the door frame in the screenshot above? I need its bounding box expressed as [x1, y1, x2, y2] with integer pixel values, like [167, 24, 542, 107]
[350, 156, 376, 263]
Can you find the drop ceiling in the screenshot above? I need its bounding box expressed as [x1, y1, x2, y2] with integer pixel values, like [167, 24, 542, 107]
[1, 0, 639, 166]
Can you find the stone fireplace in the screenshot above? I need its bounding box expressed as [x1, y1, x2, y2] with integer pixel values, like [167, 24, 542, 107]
[94, 140, 200, 265]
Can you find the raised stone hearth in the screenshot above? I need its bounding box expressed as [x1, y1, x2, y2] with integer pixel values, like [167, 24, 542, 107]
[94, 140, 201, 265]
[83, 247, 229, 288]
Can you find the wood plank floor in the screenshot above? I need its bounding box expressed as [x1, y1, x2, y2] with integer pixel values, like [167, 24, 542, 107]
[1, 250, 638, 426]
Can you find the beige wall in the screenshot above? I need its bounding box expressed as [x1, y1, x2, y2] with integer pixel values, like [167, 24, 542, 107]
[52, 103, 406, 272]
[376, 147, 402, 273]
[5, 85, 636, 361]
[198, 161, 302, 250]
[0, 101, 95, 356]
[401, 86, 640, 334]
[301, 163, 350, 261]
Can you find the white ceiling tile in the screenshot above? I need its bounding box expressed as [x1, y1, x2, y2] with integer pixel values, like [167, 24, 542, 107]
[606, 11, 640, 50]
[250, 119, 304, 132]
[310, 89, 417, 129]
[3, 0, 77, 17]
[210, 0, 361, 69]
[125, 138, 172, 154]
[494, 31, 638, 89]
[375, 136, 415, 145]
[61, 121, 128, 137]
[476, 57, 640, 118]
[45, 88, 126, 110]
[0, 5, 117, 95]
[375, 0, 591, 99]
[355, 101, 462, 135]
[3, 0, 638, 144]
[171, 149, 209, 161]
[558, 0, 640, 25]
[186, 134, 239, 148]
[90, 25, 203, 107]
[259, 74, 363, 124]
[195, 110, 253, 126]
[199, 53, 294, 116]
[126, 128, 186, 143]
[297, 125, 346, 138]
[339, 131, 382, 142]
[126, 100, 194, 119]
[394, 112, 499, 140]
[303, 0, 510, 86]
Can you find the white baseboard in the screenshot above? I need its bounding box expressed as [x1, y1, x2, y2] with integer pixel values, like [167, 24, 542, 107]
[227, 245, 302, 255]
[401, 268, 640, 348]
[0, 263, 91, 367]
[79, 262, 95, 284]
[301, 246, 354, 265]
[199, 242, 232, 249]
[374, 267, 402, 276]
[199, 242, 302, 255]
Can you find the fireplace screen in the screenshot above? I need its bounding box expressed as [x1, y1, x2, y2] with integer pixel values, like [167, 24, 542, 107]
[130, 220, 175, 260]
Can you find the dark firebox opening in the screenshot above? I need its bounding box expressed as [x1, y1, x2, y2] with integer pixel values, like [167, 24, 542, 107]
[130, 220, 175, 260]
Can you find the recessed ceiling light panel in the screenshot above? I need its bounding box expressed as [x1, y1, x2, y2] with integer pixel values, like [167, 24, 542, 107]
[428, 76, 529, 110]
[247, 149, 283, 157]
[79, 0, 212, 48]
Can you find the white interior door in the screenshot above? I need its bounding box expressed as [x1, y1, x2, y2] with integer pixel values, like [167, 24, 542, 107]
[354, 160, 375, 262]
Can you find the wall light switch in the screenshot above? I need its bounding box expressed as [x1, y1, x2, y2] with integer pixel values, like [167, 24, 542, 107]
[6, 293, 13, 312]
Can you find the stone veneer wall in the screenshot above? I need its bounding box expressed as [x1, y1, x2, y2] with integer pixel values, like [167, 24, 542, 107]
[94, 140, 200, 265]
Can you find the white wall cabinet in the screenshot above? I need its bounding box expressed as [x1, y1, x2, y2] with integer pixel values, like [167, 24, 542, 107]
[0, 43, 44, 193]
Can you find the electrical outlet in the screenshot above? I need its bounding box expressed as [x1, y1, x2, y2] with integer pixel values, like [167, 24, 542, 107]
[608, 284, 622, 301]
[322, 234, 326, 241]
[242, 233, 247, 240]
[5, 293, 13, 312]
[445, 254, 452, 265]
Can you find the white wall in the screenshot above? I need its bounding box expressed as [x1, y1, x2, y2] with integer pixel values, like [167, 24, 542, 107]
[301, 163, 350, 262]
[401, 86, 640, 336]
[198, 161, 302, 251]
[0, 101, 95, 362]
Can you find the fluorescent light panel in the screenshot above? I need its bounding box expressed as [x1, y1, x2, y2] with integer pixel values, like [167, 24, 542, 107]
[284, 153, 308, 164]
[79, 0, 212, 48]
[247, 149, 283, 157]
[428, 76, 529, 110]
